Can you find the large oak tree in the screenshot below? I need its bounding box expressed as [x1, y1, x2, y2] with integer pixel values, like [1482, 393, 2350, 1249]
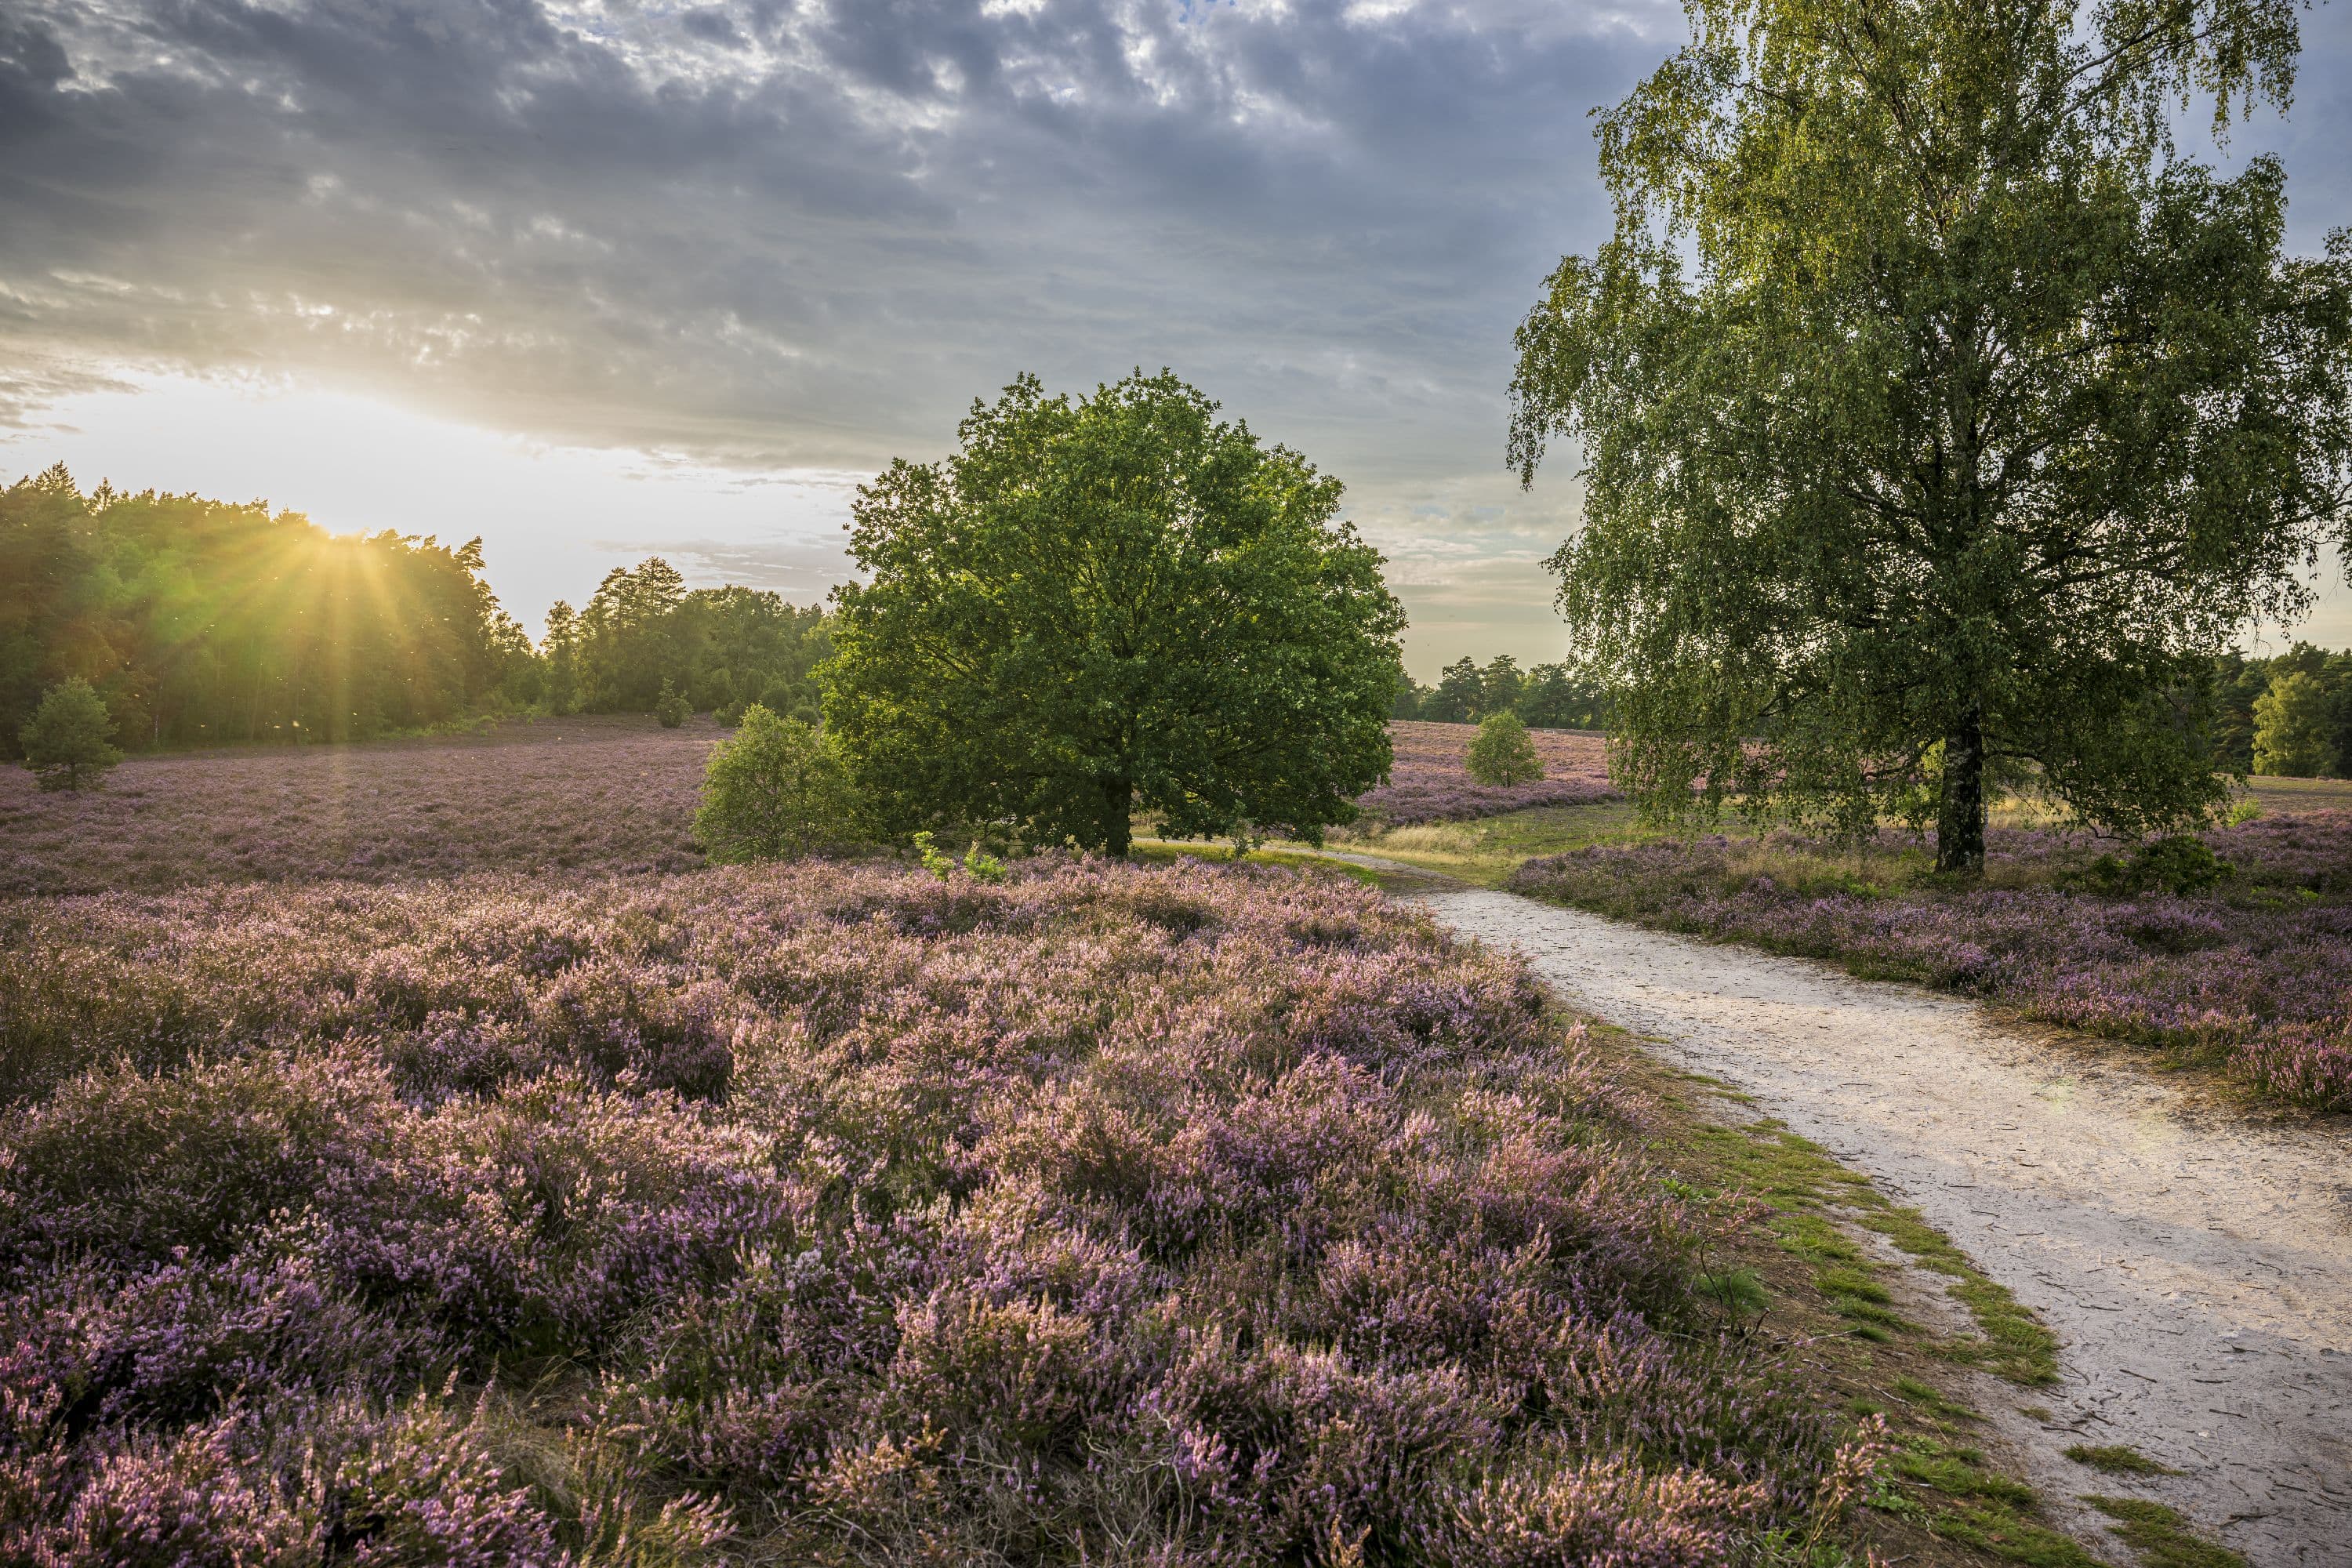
[824, 372, 1404, 855]
[1511, 0, 2352, 870]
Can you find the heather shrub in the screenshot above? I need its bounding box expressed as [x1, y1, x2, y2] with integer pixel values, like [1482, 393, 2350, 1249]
[0, 1051, 401, 1273]
[0, 858, 1861, 1560]
[0, 1256, 432, 1434]
[600, 1221, 932, 1494]
[1429, 1453, 1771, 1567]
[7, 1412, 320, 1568]
[311, 1073, 794, 1352]
[3, 1392, 571, 1568]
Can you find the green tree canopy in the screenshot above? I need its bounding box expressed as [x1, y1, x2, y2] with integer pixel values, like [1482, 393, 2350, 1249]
[693, 706, 860, 862]
[564, 560, 829, 723]
[1428, 656, 1486, 723]
[2252, 669, 2332, 776]
[1, 466, 532, 753]
[18, 676, 122, 789]
[1511, 0, 2352, 871]
[824, 371, 1406, 855]
[1466, 710, 1546, 786]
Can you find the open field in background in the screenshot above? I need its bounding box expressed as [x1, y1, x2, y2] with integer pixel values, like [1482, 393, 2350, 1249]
[2245, 772, 2352, 811]
[1357, 720, 1616, 824]
[0, 715, 723, 895]
[0, 717, 1598, 896]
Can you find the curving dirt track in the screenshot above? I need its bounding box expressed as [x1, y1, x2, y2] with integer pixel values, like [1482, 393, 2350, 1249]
[1420, 885, 2352, 1567]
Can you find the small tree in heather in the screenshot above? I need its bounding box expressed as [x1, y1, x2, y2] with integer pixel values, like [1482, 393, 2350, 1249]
[655, 678, 691, 730]
[1466, 710, 1545, 786]
[693, 705, 858, 862]
[2254, 671, 2332, 777]
[18, 677, 122, 791]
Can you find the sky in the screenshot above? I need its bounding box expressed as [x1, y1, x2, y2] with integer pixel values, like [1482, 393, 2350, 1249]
[3, 0, 2350, 679]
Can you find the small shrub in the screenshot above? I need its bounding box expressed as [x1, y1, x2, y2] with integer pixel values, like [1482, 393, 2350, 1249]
[1465, 711, 1544, 786]
[912, 829, 956, 879]
[655, 680, 691, 730]
[2082, 835, 2234, 898]
[18, 677, 122, 791]
[691, 706, 858, 862]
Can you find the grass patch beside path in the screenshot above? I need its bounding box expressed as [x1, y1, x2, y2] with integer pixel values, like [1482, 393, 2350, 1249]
[2066, 1444, 2183, 1477]
[1683, 1112, 2059, 1386]
[1631, 1051, 2090, 1566]
[2085, 1497, 2249, 1568]
[1301, 800, 1651, 887]
[1129, 839, 1388, 887]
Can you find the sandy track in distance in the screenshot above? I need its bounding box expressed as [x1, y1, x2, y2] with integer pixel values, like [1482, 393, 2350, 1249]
[1420, 886, 2352, 1567]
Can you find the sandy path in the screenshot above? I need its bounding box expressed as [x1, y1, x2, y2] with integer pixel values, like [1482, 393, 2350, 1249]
[1418, 886, 2352, 1566]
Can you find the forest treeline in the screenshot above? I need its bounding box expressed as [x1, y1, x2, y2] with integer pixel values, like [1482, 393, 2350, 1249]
[2212, 645, 2352, 778]
[1392, 654, 1609, 729]
[1, 466, 826, 757]
[11, 459, 2352, 781]
[1411, 648, 2352, 781]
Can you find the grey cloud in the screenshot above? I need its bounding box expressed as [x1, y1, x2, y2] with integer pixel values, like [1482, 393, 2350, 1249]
[2, 0, 2345, 662]
[590, 533, 857, 599]
[0, 0, 1661, 470]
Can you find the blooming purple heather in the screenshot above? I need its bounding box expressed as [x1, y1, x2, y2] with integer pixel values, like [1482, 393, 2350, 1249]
[1361, 721, 1619, 826]
[1508, 815, 2352, 1112]
[0, 717, 1615, 891]
[0, 830, 1869, 1560]
[0, 714, 724, 896]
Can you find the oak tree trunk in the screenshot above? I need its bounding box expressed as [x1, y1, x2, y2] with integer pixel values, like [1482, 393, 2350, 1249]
[1102, 778, 1134, 858]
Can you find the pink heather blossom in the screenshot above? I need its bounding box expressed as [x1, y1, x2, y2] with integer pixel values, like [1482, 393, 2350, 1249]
[3, 852, 1865, 1561]
[1361, 722, 1619, 826]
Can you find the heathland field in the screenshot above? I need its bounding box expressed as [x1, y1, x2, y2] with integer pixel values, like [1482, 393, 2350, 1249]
[0, 723, 1907, 1566]
[7, 718, 2346, 1563]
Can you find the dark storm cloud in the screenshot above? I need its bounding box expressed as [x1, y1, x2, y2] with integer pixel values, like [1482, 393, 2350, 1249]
[4, 0, 2344, 662]
[0, 0, 1662, 474]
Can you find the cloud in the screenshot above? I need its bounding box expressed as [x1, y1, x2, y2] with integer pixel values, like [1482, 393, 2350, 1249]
[0, 0, 1664, 472]
[2, 0, 2345, 664]
[590, 533, 858, 601]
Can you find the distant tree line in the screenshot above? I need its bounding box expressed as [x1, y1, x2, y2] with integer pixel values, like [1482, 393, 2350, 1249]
[2214, 644, 2352, 779]
[535, 558, 829, 726]
[1, 465, 831, 760]
[1391, 654, 1607, 730]
[2, 465, 533, 755]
